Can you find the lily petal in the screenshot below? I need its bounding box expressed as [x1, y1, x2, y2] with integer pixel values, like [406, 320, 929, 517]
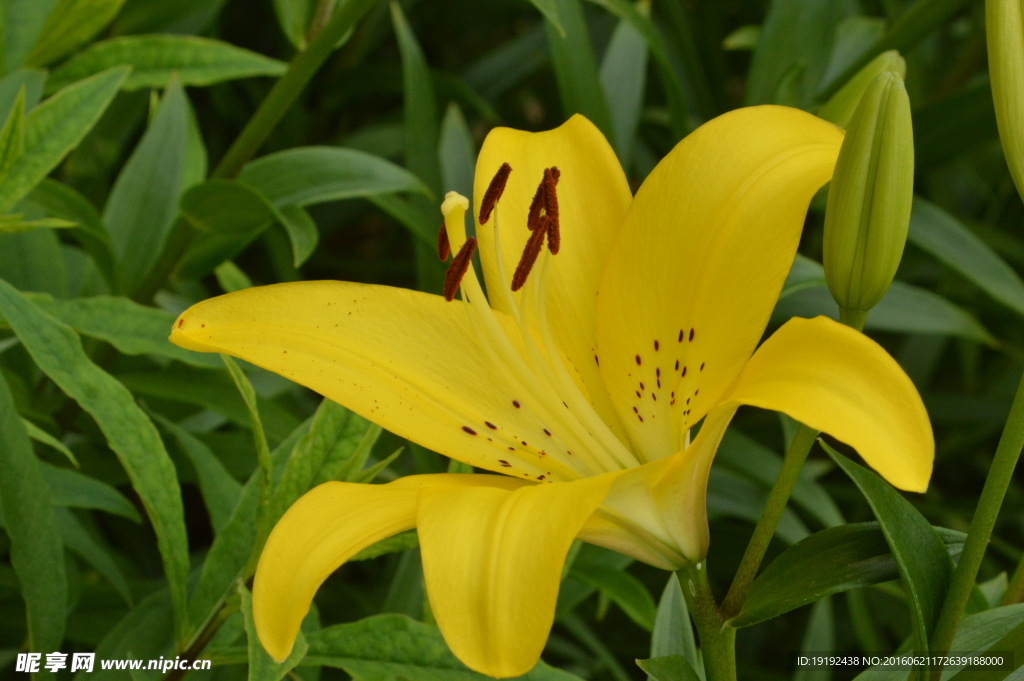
[725, 315, 934, 492]
[169, 281, 585, 480]
[253, 474, 529, 663]
[418, 472, 618, 678]
[601, 405, 737, 561]
[596, 106, 843, 461]
[475, 115, 632, 443]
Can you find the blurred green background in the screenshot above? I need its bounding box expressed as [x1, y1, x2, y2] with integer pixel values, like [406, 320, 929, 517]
[0, 0, 1021, 680]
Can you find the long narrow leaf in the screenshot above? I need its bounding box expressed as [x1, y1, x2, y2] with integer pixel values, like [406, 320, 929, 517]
[0, 279, 191, 648]
[0, 372, 66, 657]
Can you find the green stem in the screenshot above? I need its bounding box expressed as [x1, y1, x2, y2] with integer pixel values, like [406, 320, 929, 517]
[213, 0, 377, 180]
[679, 562, 736, 681]
[839, 307, 869, 332]
[929, 370, 1024, 679]
[131, 0, 379, 303]
[720, 424, 819, 618]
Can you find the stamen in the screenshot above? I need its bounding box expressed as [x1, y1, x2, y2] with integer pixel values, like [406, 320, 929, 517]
[512, 219, 547, 291]
[527, 179, 545, 230]
[443, 237, 478, 301]
[543, 167, 561, 254]
[479, 162, 512, 224]
[437, 223, 451, 261]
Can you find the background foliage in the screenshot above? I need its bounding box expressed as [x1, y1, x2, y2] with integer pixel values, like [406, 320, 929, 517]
[0, 0, 1022, 679]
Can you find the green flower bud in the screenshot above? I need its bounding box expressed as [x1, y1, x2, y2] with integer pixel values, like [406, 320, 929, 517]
[987, 0, 1024, 201]
[823, 71, 914, 326]
[818, 50, 907, 129]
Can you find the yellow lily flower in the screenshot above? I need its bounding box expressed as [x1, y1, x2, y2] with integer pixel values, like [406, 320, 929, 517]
[169, 106, 933, 678]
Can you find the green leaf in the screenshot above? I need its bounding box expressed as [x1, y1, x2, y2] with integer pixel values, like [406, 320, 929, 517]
[946, 617, 1024, 680]
[12, 294, 223, 368]
[268, 398, 352, 525]
[349, 445, 404, 483]
[239, 146, 431, 208]
[598, 7, 647, 166]
[570, 562, 656, 631]
[774, 255, 995, 344]
[3, 0, 58, 70]
[112, 0, 228, 35]
[368, 193, 437, 247]
[188, 419, 311, 634]
[793, 598, 834, 681]
[744, 0, 855, 107]
[818, 16, 887, 93]
[908, 197, 1024, 317]
[24, 0, 128, 67]
[47, 35, 288, 93]
[0, 226, 67, 297]
[0, 214, 74, 233]
[527, 0, 564, 35]
[77, 587, 174, 681]
[722, 25, 760, 51]
[438, 103, 476, 204]
[390, 1, 440, 193]
[303, 614, 583, 681]
[242, 581, 308, 681]
[707, 467, 810, 544]
[0, 86, 26, 178]
[221, 354, 272, 506]
[23, 179, 117, 291]
[42, 462, 141, 522]
[177, 179, 278, 280]
[732, 521, 965, 627]
[0, 372, 66, 655]
[22, 417, 78, 467]
[587, 0, 689, 141]
[272, 0, 317, 49]
[278, 204, 318, 268]
[54, 506, 133, 606]
[636, 657, 702, 681]
[462, 26, 548, 103]
[149, 411, 242, 534]
[312, 416, 379, 485]
[0, 279, 191, 647]
[817, 0, 976, 102]
[214, 260, 254, 293]
[103, 77, 188, 295]
[824, 443, 954, 654]
[650, 574, 702, 680]
[0, 66, 128, 215]
[115, 366, 303, 444]
[853, 604, 1024, 680]
[0, 69, 47, 116]
[716, 429, 845, 529]
[544, 0, 615, 145]
[351, 530, 419, 562]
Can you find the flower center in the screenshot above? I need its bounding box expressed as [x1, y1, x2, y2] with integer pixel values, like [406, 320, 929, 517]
[437, 166, 640, 481]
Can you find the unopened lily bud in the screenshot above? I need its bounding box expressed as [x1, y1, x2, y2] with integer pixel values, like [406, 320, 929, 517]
[988, 0, 1024, 201]
[818, 50, 906, 128]
[823, 71, 913, 326]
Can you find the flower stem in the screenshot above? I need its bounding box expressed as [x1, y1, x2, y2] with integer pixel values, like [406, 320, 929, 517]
[928, 370, 1024, 679]
[720, 423, 819, 618]
[679, 562, 736, 681]
[131, 0, 378, 303]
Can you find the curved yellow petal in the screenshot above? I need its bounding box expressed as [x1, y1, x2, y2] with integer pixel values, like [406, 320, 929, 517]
[601, 405, 737, 561]
[474, 115, 632, 443]
[417, 472, 619, 678]
[253, 474, 529, 663]
[169, 282, 582, 481]
[727, 316, 933, 491]
[596, 106, 843, 461]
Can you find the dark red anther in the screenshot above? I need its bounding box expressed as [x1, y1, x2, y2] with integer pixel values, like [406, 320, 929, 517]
[511, 218, 547, 291]
[437, 223, 451, 261]
[543, 167, 561, 254]
[443, 237, 478, 301]
[479, 163, 512, 224]
[527, 179, 545, 231]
